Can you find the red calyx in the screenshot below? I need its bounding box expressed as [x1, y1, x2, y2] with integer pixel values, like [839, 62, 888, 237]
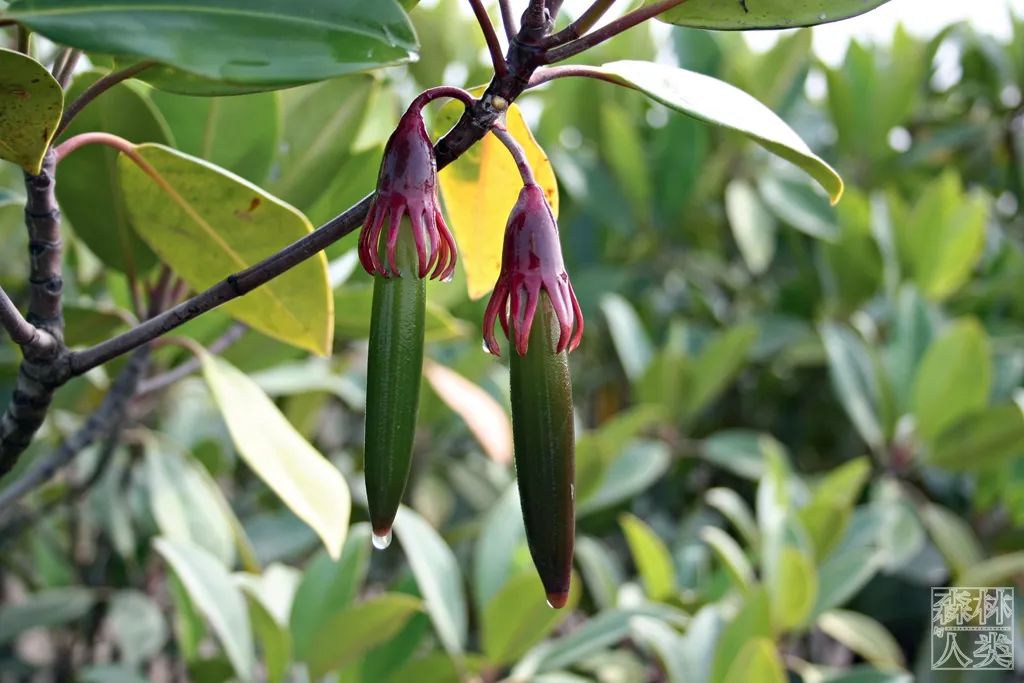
[358, 105, 457, 280]
[483, 183, 584, 357]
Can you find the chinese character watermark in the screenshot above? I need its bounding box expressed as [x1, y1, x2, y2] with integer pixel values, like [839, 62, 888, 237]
[932, 587, 1015, 671]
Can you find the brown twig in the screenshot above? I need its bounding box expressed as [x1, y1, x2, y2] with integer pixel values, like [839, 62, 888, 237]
[499, 0, 517, 41]
[0, 287, 51, 351]
[0, 346, 150, 513]
[491, 125, 537, 185]
[0, 421, 125, 549]
[541, 0, 616, 48]
[16, 25, 29, 54]
[135, 323, 248, 396]
[53, 49, 82, 89]
[0, 151, 66, 478]
[528, 64, 622, 88]
[468, 0, 509, 76]
[544, 0, 687, 63]
[57, 62, 156, 138]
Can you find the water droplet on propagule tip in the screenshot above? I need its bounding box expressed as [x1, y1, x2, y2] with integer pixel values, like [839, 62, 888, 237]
[442, 273, 454, 283]
[372, 530, 393, 550]
[546, 592, 569, 609]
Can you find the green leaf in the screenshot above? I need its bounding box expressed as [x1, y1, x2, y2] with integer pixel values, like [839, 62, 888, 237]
[483, 570, 579, 666]
[473, 485, 526, 612]
[118, 143, 333, 354]
[769, 547, 818, 631]
[575, 406, 668, 504]
[578, 441, 672, 515]
[817, 609, 905, 671]
[58, 70, 166, 273]
[726, 179, 777, 275]
[759, 176, 838, 241]
[927, 404, 1024, 471]
[700, 526, 755, 591]
[601, 293, 654, 380]
[898, 172, 988, 300]
[820, 323, 885, 451]
[289, 524, 372, 662]
[911, 319, 992, 442]
[304, 594, 422, 678]
[600, 100, 652, 222]
[518, 606, 691, 677]
[756, 445, 791, 584]
[384, 653, 488, 683]
[653, 0, 893, 29]
[812, 548, 881, 618]
[201, 353, 350, 558]
[957, 552, 1024, 587]
[79, 666, 150, 683]
[820, 190, 883, 311]
[722, 638, 786, 683]
[241, 592, 291, 683]
[0, 48, 62, 174]
[149, 90, 280, 184]
[874, 484, 925, 573]
[0, 587, 95, 645]
[63, 304, 129, 346]
[700, 431, 784, 480]
[918, 503, 983, 580]
[107, 591, 168, 667]
[8, 0, 417, 92]
[705, 488, 759, 550]
[687, 323, 758, 415]
[596, 60, 843, 203]
[334, 282, 469, 343]
[620, 513, 676, 601]
[144, 440, 236, 566]
[393, 506, 468, 658]
[882, 286, 937, 414]
[154, 538, 255, 681]
[823, 669, 912, 683]
[233, 564, 300, 627]
[628, 617, 689, 683]
[799, 458, 870, 559]
[710, 588, 772, 683]
[271, 76, 376, 211]
[574, 536, 624, 611]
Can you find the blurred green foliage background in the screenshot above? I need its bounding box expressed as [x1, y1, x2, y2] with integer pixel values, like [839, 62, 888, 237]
[0, 1, 1023, 681]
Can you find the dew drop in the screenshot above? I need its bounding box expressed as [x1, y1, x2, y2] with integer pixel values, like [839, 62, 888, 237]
[442, 273, 454, 283]
[546, 591, 569, 609]
[372, 530, 393, 550]
[482, 339, 492, 354]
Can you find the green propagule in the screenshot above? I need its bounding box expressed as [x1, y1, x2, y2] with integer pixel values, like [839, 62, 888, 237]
[358, 77, 583, 606]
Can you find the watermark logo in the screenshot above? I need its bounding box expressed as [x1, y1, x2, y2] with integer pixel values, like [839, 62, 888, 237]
[931, 587, 1014, 670]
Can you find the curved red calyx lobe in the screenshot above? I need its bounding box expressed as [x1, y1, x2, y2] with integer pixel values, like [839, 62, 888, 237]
[358, 105, 457, 281]
[483, 184, 584, 357]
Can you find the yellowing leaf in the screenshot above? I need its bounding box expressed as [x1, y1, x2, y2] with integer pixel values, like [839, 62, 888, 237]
[119, 143, 333, 355]
[201, 353, 350, 559]
[0, 48, 63, 174]
[436, 92, 558, 300]
[424, 360, 512, 465]
[620, 513, 676, 601]
[723, 638, 787, 683]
